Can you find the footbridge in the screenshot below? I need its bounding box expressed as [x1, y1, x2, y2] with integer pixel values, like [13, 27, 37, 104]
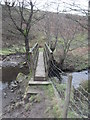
[29, 42, 62, 83]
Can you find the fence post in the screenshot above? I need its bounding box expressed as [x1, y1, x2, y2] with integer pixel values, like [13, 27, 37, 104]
[30, 51, 34, 80]
[63, 74, 72, 118]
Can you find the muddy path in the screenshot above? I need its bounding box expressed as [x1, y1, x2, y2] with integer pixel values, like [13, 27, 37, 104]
[1, 75, 57, 118]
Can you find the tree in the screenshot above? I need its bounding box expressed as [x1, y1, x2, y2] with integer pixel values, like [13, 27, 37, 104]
[4, 0, 45, 68]
[50, 4, 59, 52]
[88, 0, 90, 118]
[58, 21, 79, 68]
[58, 1, 88, 68]
[44, 11, 51, 46]
[5, 0, 33, 65]
[44, 1, 88, 69]
[88, 0, 90, 45]
[44, 3, 60, 52]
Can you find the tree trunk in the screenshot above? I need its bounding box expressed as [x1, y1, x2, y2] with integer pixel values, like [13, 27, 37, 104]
[88, 1, 90, 118]
[88, 1, 90, 46]
[24, 36, 30, 68]
[60, 53, 66, 69]
[60, 58, 64, 69]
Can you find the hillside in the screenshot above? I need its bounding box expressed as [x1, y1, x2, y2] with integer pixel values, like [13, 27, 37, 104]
[1, 4, 89, 119]
[1, 4, 87, 48]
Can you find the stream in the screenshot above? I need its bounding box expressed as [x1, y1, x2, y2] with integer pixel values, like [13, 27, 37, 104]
[0, 59, 89, 90]
[62, 70, 89, 88]
[0, 59, 29, 90]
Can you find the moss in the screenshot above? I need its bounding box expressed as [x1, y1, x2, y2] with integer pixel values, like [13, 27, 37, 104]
[29, 94, 41, 103]
[29, 95, 36, 102]
[27, 71, 32, 80]
[25, 103, 30, 111]
[16, 72, 25, 81]
[35, 94, 41, 103]
[79, 80, 89, 92]
[44, 107, 51, 114]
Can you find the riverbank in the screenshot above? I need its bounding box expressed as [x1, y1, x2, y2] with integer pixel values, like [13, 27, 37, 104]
[1, 69, 89, 118]
[1, 73, 61, 118]
[0, 51, 89, 118]
[54, 46, 89, 72]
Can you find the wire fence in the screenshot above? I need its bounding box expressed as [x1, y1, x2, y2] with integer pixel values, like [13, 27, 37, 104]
[70, 86, 90, 118]
[48, 58, 89, 118]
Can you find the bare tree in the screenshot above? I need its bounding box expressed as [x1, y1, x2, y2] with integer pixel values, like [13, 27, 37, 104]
[4, 0, 45, 68]
[59, 23, 78, 68]
[50, 4, 59, 52]
[44, 3, 60, 52]
[58, 1, 88, 68]
[44, 1, 88, 69]
[5, 0, 33, 65]
[44, 11, 51, 46]
[61, 1, 88, 30]
[88, 0, 90, 45]
[88, 1, 90, 118]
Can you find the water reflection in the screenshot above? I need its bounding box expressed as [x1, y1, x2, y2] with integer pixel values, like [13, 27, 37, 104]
[0, 61, 29, 90]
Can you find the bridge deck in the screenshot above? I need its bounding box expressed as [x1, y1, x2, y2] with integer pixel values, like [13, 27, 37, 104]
[34, 52, 46, 81]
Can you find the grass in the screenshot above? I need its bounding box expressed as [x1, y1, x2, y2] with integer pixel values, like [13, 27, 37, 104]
[41, 84, 62, 118]
[1, 41, 44, 55]
[67, 110, 79, 118]
[78, 80, 89, 92]
[39, 48, 43, 52]
[0, 45, 26, 55]
[0, 48, 15, 55]
[42, 85, 55, 99]
[65, 54, 88, 71]
[50, 78, 84, 118]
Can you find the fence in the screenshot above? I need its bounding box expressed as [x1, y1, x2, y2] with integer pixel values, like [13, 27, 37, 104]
[43, 42, 53, 79]
[69, 83, 90, 118]
[43, 43, 89, 118]
[48, 62, 89, 118]
[29, 43, 39, 79]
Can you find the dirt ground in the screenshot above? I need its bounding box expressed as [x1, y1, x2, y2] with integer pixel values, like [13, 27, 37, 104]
[1, 75, 58, 118]
[1, 46, 89, 118]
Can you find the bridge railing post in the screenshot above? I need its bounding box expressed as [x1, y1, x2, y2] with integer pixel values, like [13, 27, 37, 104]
[29, 43, 39, 80]
[44, 42, 53, 80]
[30, 50, 34, 79]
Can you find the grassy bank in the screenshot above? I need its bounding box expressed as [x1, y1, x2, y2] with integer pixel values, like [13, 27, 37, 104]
[0, 45, 26, 55]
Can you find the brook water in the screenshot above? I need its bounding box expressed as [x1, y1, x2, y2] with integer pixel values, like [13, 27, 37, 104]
[0, 61, 29, 90]
[0, 60, 89, 90]
[62, 70, 89, 88]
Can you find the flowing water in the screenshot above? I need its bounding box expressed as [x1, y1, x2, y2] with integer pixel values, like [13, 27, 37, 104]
[62, 70, 89, 88]
[0, 61, 29, 90]
[0, 60, 89, 90]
